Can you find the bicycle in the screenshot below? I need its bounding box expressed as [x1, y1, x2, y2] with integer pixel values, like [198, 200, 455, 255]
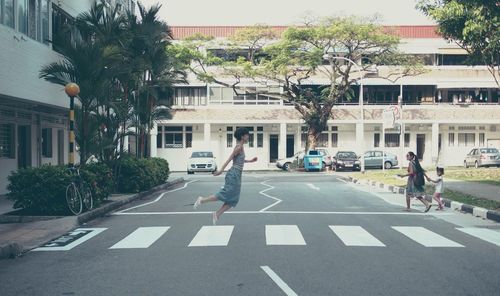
[66, 166, 93, 215]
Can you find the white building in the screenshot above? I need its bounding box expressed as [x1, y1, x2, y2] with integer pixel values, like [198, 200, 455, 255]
[0, 0, 134, 194]
[151, 26, 500, 172]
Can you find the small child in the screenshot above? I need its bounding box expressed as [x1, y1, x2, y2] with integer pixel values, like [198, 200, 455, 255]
[426, 167, 445, 210]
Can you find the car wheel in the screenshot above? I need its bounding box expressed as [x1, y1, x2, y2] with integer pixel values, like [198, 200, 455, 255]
[463, 161, 468, 169]
[187, 171, 194, 175]
[384, 161, 392, 170]
[283, 162, 291, 171]
[475, 161, 479, 169]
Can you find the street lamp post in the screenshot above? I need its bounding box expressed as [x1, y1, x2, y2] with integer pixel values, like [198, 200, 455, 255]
[323, 54, 366, 172]
[65, 83, 80, 166]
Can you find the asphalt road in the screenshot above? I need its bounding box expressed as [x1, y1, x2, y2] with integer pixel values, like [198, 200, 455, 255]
[1, 172, 500, 296]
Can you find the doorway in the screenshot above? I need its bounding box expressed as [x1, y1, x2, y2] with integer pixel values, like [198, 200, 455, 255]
[17, 125, 31, 168]
[416, 134, 425, 161]
[269, 134, 279, 162]
[286, 135, 294, 157]
[57, 129, 65, 165]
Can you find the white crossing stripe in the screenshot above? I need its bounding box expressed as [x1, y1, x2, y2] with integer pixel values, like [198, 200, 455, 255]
[266, 225, 306, 245]
[392, 226, 464, 247]
[188, 226, 234, 247]
[457, 227, 500, 246]
[329, 226, 385, 247]
[109, 227, 170, 249]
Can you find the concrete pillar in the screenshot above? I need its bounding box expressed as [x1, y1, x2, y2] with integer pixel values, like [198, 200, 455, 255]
[295, 124, 301, 152]
[149, 124, 158, 157]
[204, 123, 211, 149]
[399, 122, 405, 164]
[431, 122, 439, 164]
[278, 123, 287, 160]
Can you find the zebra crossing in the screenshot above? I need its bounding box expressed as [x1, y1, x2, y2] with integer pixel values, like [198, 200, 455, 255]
[33, 225, 500, 252]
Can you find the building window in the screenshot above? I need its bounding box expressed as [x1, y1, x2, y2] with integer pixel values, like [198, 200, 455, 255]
[156, 126, 163, 148]
[185, 126, 192, 148]
[385, 133, 400, 147]
[1, 0, 15, 28]
[458, 133, 475, 147]
[174, 87, 207, 106]
[0, 123, 15, 158]
[448, 133, 455, 147]
[404, 133, 410, 147]
[226, 133, 233, 148]
[479, 133, 485, 146]
[41, 128, 52, 157]
[164, 126, 183, 148]
[257, 133, 263, 148]
[374, 133, 380, 148]
[331, 133, 338, 148]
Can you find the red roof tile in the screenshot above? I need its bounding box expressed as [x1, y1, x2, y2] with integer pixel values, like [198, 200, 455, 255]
[170, 25, 440, 40]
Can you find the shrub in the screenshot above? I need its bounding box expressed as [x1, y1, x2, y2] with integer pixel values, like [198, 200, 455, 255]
[7, 164, 113, 215]
[114, 155, 169, 193]
[7, 165, 71, 215]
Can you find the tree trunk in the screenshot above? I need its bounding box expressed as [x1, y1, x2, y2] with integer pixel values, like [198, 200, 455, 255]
[306, 127, 320, 152]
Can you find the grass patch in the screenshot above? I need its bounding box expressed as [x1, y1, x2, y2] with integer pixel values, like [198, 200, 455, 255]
[350, 169, 500, 211]
[440, 167, 500, 186]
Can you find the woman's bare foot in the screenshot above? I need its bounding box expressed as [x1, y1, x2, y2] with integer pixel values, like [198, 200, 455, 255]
[193, 196, 202, 210]
[403, 208, 411, 212]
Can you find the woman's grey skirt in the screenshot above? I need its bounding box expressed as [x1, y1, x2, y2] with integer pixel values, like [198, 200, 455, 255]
[215, 166, 242, 207]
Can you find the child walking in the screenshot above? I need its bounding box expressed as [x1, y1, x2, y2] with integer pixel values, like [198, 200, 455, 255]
[426, 167, 445, 210]
[193, 127, 257, 225]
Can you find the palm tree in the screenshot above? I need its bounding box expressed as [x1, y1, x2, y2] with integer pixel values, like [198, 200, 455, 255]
[125, 2, 186, 157]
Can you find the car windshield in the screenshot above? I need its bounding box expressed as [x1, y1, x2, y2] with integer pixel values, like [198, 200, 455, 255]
[480, 148, 498, 154]
[308, 150, 320, 155]
[337, 152, 356, 158]
[191, 152, 213, 158]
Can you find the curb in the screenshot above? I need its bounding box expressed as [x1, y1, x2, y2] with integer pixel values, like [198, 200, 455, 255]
[347, 176, 500, 223]
[0, 178, 184, 259]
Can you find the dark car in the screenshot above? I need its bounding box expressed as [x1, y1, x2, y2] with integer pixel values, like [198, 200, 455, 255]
[333, 151, 361, 171]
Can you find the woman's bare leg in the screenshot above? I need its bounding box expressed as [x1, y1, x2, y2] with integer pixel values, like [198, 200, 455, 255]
[215, 203, 232, 219]
[405, 195, 411, 210]
[200, 195, 218, 204]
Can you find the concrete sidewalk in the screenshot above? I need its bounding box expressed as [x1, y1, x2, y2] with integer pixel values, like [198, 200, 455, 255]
[446, 179, 500, 203]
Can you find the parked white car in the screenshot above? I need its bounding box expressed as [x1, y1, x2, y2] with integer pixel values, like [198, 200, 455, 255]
[187, 151, 217, 174]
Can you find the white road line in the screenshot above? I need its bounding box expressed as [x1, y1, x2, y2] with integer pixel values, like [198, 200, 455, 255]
[330, 225, 386, 247]
[109, 227, 170, 249]
[457, 227, 500, 246]
[113, 211, 453, 216]
[115, 180, 197, 213]
[260, 266, 298, 296]
[34, 228, 107, 251]
[188, 226, 234, 247]
[392, 226, 464, 247]
[259, 180, 282, 212]
[336, 178, 348, 184]
[307, 183, 320, 190]
[266, 225, 306, 245]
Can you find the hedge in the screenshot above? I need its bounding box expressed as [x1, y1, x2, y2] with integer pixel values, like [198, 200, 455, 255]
[7, 163, 113, 215]
[114, 156, 170, 193]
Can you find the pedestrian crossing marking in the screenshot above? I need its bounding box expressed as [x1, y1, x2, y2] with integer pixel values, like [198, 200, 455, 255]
[109, 227, 170, 249]
[392, 226, 464, 247]
[330, 226, 386, 247]
[188, 226, 234, 247]
[34, 228, 107, 251]
[457, 228, 500, 246]
[266, 225, 306, 245]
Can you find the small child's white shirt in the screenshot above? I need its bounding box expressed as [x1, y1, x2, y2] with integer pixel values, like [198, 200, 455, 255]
[435, 176, 444, 193]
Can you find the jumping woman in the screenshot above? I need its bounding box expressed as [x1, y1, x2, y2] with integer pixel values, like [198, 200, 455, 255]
[398, 151, 432, 212]
[193, 127, 257, 224]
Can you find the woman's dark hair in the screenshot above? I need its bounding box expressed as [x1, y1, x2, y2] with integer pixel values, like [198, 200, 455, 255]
[408, 151, 424, 172]
[234, 127, 250, 141]
[436, 167, 444, 175]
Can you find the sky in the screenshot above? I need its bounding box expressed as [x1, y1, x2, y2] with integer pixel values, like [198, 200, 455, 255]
[138, 0, 435, 26]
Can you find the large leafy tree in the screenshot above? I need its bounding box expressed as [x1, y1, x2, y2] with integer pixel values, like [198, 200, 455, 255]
[171, 18, 423, 149]
[418, 0, 500, 87]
